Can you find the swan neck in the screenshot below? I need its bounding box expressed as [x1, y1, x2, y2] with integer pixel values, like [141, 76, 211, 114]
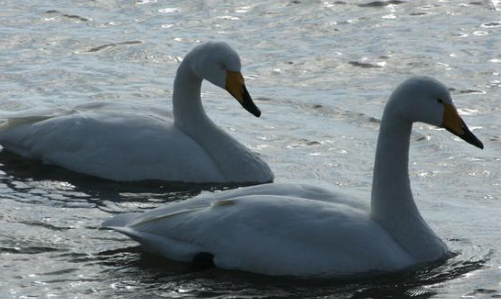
[173, 60, 209, 128]
[371, 109, 447, 262]
[371, 112, 413, 215]
[170, 58, 271, 183]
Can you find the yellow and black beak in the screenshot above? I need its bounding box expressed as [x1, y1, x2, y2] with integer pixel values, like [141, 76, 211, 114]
[442, 103, 483, 149]
[225, 71, 261, 117]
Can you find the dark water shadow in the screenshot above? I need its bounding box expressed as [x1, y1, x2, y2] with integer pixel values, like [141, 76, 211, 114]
[0, 150, 259, 207]
[90, 245, 491, 299]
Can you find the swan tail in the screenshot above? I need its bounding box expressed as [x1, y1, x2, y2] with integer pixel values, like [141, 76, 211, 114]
[0, 115, 59, 157]
[0, 107, 75, 131]
[0, 116, 48, 130]
[101, 213, 140, 228]
[0, 109, 77, 157]
[103, 222, 202, 262]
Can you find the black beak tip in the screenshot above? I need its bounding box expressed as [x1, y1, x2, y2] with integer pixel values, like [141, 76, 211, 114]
[242, 86, 261, 117]
[244, 102, 261, 117]
[466, 137, 484, 149]
[462, 123, 484, 150]
[446, 124, 484, 150]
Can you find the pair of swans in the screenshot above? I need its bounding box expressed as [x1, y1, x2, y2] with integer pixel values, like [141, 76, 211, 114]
[0, 42, 484, 278]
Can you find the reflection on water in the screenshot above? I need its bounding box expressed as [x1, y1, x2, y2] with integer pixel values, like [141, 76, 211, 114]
[0, 150, 200, 209]
[93, 245, 490, 299]
[1, 0, 501, 298]
[0, 149, 261, 206]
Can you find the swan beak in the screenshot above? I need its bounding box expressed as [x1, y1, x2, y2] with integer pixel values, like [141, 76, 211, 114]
[442, 103, 484, 149]
[226, 71, 261, 117]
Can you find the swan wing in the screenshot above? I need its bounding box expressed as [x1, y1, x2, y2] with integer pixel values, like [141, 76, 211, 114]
[0, 103, 223, 182]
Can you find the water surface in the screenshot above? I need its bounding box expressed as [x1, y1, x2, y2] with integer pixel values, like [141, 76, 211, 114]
[1, 0, 500, 298]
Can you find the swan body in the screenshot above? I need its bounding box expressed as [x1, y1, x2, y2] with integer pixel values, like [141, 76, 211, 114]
[103, 183, 415, 277]
[103, 77, 483, 278]
[0, 42, 274, 184]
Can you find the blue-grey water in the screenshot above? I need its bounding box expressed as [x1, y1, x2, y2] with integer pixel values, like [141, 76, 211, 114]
[1, 0, 500, 298]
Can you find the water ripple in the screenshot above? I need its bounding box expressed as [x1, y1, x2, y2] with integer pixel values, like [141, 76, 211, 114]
[348, 61, 384, 68]
[0, 246, 65, 254]
[358, 0, 405, 8]
[0, 0, 500, 298]
[85, 41, 143, 53]
[44, 10, 92, 22]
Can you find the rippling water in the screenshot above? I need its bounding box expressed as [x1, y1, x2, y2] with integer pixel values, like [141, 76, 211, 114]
[1, 0, 500, 298]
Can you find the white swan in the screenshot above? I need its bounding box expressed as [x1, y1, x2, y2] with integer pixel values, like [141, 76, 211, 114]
[102, 77, 483, 278]
[0, 42, 274, 184]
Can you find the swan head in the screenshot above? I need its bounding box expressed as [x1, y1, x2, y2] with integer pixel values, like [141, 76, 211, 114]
[388, 76, 483, 149]
[189, 42, 261, 117]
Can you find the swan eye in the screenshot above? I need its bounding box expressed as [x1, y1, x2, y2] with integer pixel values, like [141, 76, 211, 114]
[437, 99, 444, 104]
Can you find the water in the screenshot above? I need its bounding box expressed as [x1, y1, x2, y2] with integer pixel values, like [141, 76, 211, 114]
[0, 0, 500, 298]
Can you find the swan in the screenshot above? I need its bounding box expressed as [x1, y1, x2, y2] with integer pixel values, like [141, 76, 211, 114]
[0, 42, 274, 184]
[102, 77, 483, 278]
